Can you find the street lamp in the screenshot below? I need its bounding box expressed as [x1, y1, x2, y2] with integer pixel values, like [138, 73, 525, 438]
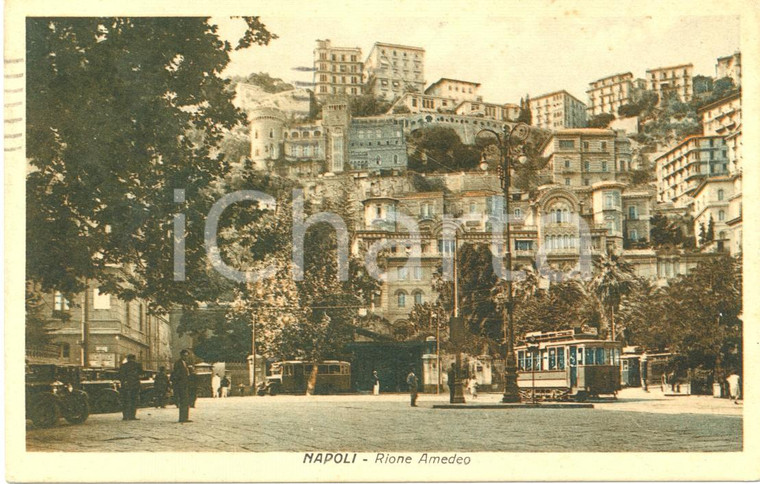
[477, 122, 531, 404]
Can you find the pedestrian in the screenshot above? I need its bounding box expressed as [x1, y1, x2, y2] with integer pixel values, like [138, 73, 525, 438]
[211, 372, 221, 399]
[119, 354, 142, 421]
[372, 370, 380, 395]
[406, 367, 419, 407]
[220, 374, 231, 398]
[726, 372, 741, 404]
[447, 363, 457, 403]
[153, 366, 169, 408]
[640, 353, 649, 392]
[171, 349, 192, 423]
[468, 376, 478, 399]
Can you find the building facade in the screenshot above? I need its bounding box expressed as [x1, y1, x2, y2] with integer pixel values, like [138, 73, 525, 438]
[691, 177, 734, 252]
[541, 129, 632, 188]
[645, 63, 693, 103]
[364, 42, 425, 101]
[655, 135, 729, 207]
[424, 78, 481, 104]
[42, 284, 174, 371]
[586, 72, 642, 117]
[716, 52, 741, 86]
[348, 117, 408, 171]
[699, 91, 741, 136]
[529, 90, 588, 130]
[314, 39, 363, 100]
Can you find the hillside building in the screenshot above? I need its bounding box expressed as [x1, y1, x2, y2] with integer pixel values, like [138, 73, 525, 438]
[529, 90, 587, 130]
[646, 63, 693, 104]
[364, 42, 425, 101]
[314, 39, 363, 100]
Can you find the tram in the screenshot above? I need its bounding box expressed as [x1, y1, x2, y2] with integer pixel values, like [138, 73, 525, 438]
[515, 328, 622, 401]
[265, 360, 351, 394]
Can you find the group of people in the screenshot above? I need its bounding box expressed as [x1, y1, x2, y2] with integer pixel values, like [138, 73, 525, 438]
[119, 349, 232, 423]
[373, 364, 479, 407]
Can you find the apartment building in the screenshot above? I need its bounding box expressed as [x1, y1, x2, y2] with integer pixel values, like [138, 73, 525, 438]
[691, 177, 734, 252]
[40, 282, 174, 371]
[364, 42, 425, 101]
[348, 117, 408, 171]
[424, 78, 481, 104]
[529, 90, 587, 130]
[716, 52, 741, 86]
[541, 129, 632, 187]
[586, 72, 645, 117]
[654, 135, 729, 207]
[314, 39, 363, 100]
[646, 63, 693, 103]
[698, 91, 741, 136]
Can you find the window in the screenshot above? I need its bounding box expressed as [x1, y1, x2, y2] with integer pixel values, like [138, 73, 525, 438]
[469, 202, 477, 214]
[601, 142, 607, 151]
[439, 240, 455, 255]
[397, 291, 406, 308]
[719, 210, 725, 221]
[564, 159, 570, 168]
[559, 140, 575, 150]
[565, 178, 571, 186]
[514, 208, 522, 219]
[586, 347, 595, 365]
[630, 229, 638, 241]
[393, 154, 399, 164]
[421, 203, 432, 217]
[54, 292, 70, 311]
[413, 266, 422, 280]
[60, 343, 71, 359]
[397, 267, 408, 281]
[413, 291, 423, 305]
[549, 348, 556, 369]
[629, 205, 638, 219]
[718, 189, 724, 201]
[602, 161, 608, 172]
[583, 141, 589, 150]
[557, 347, 565, 369]
[93, 288, 111, 309]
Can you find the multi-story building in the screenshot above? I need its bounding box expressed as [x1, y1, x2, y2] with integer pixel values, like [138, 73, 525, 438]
[586, 72, 644, 117]
[282, 123, 326, 178]
[364, 42, 425, 101]
[691, 176, 734, 252]
[529, 90, 587, 130]
[389, 92, 519, 123]
[348, 117, 407, 171]
[654, 135, 729, 207]
[724, 128, 742, 254]
[698, 91, 741, 136]
[646, 63, 693, 103]
[541, 129, 632, 187]
[40, 282, 174, 371]
[314, 39, 363, 100]
[424, 78, 481, 104]
[716, 52, 741, 86]
[250, 107, 287, 171]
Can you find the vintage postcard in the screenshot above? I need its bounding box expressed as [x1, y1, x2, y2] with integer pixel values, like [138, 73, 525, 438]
[5, 0, 760, 481]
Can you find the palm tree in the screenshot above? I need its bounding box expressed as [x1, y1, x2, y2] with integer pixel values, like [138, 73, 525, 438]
[590, 252, 636, 341]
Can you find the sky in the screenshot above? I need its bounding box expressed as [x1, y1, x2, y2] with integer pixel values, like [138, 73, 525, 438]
[216, 13, 740, 106]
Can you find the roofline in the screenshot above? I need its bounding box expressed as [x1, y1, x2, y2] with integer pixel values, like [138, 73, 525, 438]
[530, 89, 586, 105]
[696, 91, 741, 113]
[426, 78, 482, 92]
[646, 63, 694, 72]
[588, 72, 634, 86]
[370, 42, 425, 52]
[653, 135, 727, 160]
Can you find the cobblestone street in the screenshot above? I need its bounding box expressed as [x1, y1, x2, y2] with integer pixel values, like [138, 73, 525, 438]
[26, 388, 741, 452]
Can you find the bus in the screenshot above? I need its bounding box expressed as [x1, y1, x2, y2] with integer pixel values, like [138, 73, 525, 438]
[265, 360, 351, 395]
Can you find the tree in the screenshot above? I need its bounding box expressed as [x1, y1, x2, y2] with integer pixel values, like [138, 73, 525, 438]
[26, 17, 278, 311]
[457, 244, 502, 352]
[348, 94, 392, 117]
[617, 278, 667, 349]
[517, 95, 532, 125]
[706, 215, 715, 242]
[618, 103, 642, 118]
[26, 284, 56, 353]
[588, 113, 615, 128]
[590, 252, 636, 341]
[230, 72, 294, 94]
[407, 127, 481, 173]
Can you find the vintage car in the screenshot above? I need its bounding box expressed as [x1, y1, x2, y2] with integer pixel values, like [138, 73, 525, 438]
[26, 364, 90, 428]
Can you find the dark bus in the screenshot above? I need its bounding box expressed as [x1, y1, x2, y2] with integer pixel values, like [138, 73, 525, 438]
[265, 360, 351, 395]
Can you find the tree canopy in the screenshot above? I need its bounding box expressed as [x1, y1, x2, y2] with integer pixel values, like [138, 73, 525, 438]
[26, 17, 277, 311]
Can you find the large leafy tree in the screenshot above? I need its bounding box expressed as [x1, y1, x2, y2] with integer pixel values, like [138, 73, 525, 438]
[26, 17, 277, 311]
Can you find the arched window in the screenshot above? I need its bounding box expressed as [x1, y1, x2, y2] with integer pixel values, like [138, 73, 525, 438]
[719, 210, 725, 221]
[60, 343, 70, 359]
[562, 209, 569, 223]
[514, 208, 522, 219]
[376, 156, 381, 166]
[413, 291, 423, 305]
[397, 291, 407, 308]
[269, 128, 274, 139]
[393, 154, 399, 164]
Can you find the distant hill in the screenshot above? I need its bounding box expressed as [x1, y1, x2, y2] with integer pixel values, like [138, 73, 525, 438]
[233, 83, 312, 118]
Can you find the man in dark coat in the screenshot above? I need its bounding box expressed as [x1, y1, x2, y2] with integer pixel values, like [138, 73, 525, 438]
[119, 354, 142, 420]
[171, 349, 192, 423]
[153, 367, 169, 408]
[406, 367, 419, 407]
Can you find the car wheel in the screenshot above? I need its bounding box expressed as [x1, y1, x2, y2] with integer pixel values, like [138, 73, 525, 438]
[95, 389, 121, 414]
[29, 393, 59, 428]
[63, 390, 90, 424]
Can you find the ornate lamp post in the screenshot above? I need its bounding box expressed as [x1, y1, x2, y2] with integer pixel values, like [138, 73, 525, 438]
[477, 122, 531, 403]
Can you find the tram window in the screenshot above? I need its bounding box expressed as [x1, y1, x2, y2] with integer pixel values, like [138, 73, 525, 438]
[613, 349, 620, 365]
[328, 365, 340, 374]
[577, 348, 583, 365]
[283, 365, 293, 376]
[525, 352, 532, 370]
[518, 351, 526, 370]
[596, 348, 605, 365]
[318, 365, 329, 374]
[341, 365, 350, 375]
[557, 348, 565, 369]
[587, 348, 595, 365]
[549, 348, 556, 369]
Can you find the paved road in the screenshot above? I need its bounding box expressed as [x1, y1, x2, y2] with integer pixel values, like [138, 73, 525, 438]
[26, 389, 741, 452]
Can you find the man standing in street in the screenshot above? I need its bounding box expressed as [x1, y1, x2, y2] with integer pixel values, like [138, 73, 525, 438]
[153, 366, 169, 408]
[726, 372, 741, 404]
[220, 374, 231, 398]
[119, 354, 142, 421]
[406, 367, 419, 407]
[171, 349, 192, 423]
